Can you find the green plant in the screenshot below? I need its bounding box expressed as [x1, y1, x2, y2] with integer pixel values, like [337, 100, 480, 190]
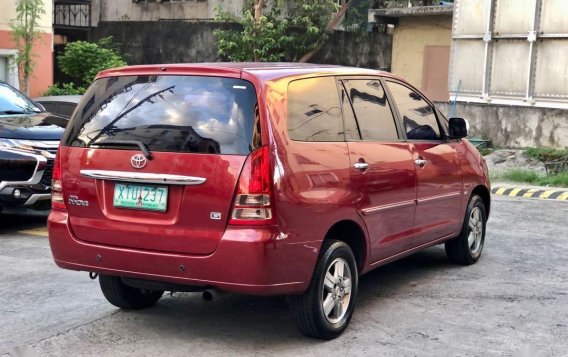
[478, 148, 493, 156]
[500, 169, 541, 184]
[213, 0, 368, 62]
[492, 169, 568, 188]
[525, 147, 568, 162]
[43, 82, 85, 96]
[543, 172, 568, 187]
[58, 37, 127, 87]
[10, 0, 46, 95]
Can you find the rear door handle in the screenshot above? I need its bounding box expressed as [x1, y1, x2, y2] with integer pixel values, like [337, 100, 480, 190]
[415, 159, 427, 166]
[353, 162, 369, 170]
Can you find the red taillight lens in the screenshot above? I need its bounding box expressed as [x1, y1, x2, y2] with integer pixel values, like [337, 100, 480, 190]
[229, 146, 274, 226]
[51, 147, 66, 211]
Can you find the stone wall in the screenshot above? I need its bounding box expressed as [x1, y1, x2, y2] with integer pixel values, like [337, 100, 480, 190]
[88, 21, 392, 70]
[436, 102, 568, 149]
[90, 0, 246, 25]
[312, 31, 392, 70]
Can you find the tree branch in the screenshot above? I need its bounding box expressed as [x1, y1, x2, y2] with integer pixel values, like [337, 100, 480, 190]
[298, 0, 356, 63]
[253, 0, 266, 62]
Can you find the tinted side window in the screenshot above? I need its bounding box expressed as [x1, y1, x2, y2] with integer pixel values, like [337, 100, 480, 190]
[58, 103, 77, 118]
[287, 77, 343, 142]
[64, 75, 258, 155]
[40, 102, 57, 113]
[343, 79, 399, 141]
[339, 83, 361, 141]
[386, 81, 441, 140]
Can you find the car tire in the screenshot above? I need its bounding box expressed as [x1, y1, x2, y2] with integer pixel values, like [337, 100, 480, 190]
[99, 274, 163, 310]
[445, 194, 487, 265]
[289, 240, 358, 340]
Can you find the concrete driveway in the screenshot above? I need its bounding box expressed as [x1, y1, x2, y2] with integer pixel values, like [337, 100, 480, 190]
[1, 195, 566, 356]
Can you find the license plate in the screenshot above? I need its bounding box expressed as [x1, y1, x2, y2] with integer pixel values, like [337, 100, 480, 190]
[113, 183, 168, 212]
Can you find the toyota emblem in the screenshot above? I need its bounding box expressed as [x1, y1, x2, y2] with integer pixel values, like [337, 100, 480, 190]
[131, 154, 147, 169]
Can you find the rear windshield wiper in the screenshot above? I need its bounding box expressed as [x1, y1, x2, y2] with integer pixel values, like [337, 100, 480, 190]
[90, 139, 153, 160]
[86, 85, 175, 146]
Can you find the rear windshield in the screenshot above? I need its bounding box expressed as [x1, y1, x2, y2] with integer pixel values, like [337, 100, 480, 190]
[63, 75, 258, 155]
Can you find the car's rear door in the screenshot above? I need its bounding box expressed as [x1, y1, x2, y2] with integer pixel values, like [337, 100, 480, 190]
[340, 77, 417, 263]
[384, 80, 463, 246]
[60, 74, 260, 255]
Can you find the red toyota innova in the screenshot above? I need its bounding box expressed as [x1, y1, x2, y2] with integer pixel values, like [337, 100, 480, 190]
[48, 63, 490, 339]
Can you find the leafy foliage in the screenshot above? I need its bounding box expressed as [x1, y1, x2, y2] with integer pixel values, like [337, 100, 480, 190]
[214, 7, 292, 62]
[58, 37, 127, 87]
[525, 147, 568, 163]
[213, 1, 368, 62]
[493, 169, 568, 188]
[43, 82, 85, 96]
[10, 0, 46, 95]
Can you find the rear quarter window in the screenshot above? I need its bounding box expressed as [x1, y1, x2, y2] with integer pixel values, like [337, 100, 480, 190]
[287, 77, 344, 142]
[63, 75, 258, 155]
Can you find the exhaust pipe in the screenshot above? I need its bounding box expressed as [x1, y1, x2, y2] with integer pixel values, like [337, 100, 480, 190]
[202, 288, 223, 302]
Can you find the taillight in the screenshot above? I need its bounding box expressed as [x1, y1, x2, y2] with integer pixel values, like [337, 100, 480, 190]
[51, 147, 66, 211]
[229, 146, 274, 226]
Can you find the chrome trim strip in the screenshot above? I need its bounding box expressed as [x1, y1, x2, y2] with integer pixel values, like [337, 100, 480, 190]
[361, 199, 417, 216]
[23, 193, 51, 206]
[417, 191, 462, 205]
[0, 148, 47, 191]
[80, 170, 207, 186]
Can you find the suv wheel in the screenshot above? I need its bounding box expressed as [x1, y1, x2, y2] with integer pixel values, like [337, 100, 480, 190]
[289, 240, 358, 340]
[99, 274, 163, 309]
[445, 195, 487, 265]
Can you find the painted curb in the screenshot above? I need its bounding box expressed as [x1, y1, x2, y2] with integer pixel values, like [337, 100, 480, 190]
[491, 187, 568, 201]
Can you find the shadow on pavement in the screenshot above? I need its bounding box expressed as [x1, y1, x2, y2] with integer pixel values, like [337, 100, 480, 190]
[90, 247, 452, 344]
[0, 208, 49, 235]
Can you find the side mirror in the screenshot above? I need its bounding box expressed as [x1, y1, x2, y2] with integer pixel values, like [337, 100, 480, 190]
[449, 117, 468, 139]
[33, 101, 46, 112]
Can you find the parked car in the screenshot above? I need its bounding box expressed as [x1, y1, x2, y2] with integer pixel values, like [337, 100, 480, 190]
[0, 82, 64, 211]
[33, 95, 82, 119]
[48, 63, 490, 339]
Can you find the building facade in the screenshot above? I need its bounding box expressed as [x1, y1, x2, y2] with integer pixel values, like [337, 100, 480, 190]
[369, 6, 454, 101]
[0, 1, 53, 96]
[90, 0, 246, 24]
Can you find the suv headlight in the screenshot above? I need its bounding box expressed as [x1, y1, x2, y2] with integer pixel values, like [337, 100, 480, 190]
[0, 138, 36, 152]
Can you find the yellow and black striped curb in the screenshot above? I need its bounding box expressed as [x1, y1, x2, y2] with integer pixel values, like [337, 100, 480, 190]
[492, 187, 568, 201]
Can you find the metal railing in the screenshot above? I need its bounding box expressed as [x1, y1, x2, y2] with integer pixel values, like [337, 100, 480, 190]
[53, 1, 91, 28]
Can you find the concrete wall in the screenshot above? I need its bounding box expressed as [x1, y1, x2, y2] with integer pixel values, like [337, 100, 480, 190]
[91, 0, 246, 25]
[89, 21, 392, 70]
[437, 102, 568, 149]
[0, 1, 53, 96]
[391, 15, 452, 93]
[312, 31, 392, 70]
[90, 21, 226, 64]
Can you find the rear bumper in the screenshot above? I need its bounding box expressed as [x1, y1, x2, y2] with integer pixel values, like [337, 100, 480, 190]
[48, 210, 318, 295]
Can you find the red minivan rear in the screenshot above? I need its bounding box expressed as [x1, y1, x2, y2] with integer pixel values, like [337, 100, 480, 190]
[54, 73, 263, 254]
[48, 68, 311, 296]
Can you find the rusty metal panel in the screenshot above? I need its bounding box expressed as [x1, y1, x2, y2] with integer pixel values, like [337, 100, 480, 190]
[540, 0, 568, 34]
[494, 0, 535, 34]
[534, 39, 568, 98]
[453, 0, 489, 35]
[490, 40, 529, 96]
[449, 40, 485, 94]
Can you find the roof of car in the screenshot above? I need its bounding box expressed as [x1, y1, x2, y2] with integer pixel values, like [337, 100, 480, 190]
[96, 62, 396, 82]
[33, 95, 82, 103]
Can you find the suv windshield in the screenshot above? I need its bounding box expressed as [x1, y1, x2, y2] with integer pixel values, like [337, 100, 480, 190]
[63, 75, 258, 155]
[0, 83, 41, 115]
